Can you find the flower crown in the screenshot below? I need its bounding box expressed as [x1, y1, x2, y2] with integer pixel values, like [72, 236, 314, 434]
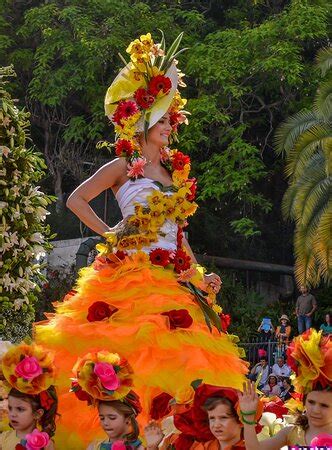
[286, 329, 332, 394]
[1, 343, 56, 395]
[71, 351, 141, 414]
[102, 32, 189, 178]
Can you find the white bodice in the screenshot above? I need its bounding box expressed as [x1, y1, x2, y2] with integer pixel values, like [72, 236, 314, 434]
[115, 178, 177, 252]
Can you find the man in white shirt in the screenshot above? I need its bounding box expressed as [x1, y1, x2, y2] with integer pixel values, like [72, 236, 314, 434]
[272, 356, 291, 384]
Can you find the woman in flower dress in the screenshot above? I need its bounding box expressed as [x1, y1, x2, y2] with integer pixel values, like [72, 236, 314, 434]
[34, 32, 248, 449]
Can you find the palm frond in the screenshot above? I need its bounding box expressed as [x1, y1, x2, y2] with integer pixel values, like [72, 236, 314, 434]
[282, 152, 326, 220]
[285, 124, 331, 179]
[322, 136, 332, 176]
[313, 204, 332, 283]
[314, 75, 332, 120]
[274, 110, 319, 156]
[316, 46, 332, 76]
[293, 226, 316, 287]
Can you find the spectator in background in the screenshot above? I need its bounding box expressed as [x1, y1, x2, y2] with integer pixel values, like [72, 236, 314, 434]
[295, 285, 317, 334]
[261, 374, 281, 397]
[249, 356, 269, 390]
[257, 317, 274, 341]
[275, 314, 291, 345]
[279, 377, 294, 402]
[272, 356, 291, 385]
[320, 312, 332, 335]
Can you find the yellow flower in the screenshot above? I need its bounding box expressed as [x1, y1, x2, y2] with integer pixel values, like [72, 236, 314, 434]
[131, 51, 150, 64]
[147, 190, 165, 206]
[164, 197, 177, 220]
[180, 200, 198, 217]
[139, 32, 154, 51]
[170, 91, 187, 111]
[126, 39, 144, 55]
[212, 304, 222, 314]
[136, 210, 151, 230]
[124, 112, 141, 126]
[117, 236, 138, 250]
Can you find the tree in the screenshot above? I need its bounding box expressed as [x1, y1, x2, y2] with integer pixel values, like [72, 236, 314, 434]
[0, 66, 54, 341]
[274, 47, 332, 287]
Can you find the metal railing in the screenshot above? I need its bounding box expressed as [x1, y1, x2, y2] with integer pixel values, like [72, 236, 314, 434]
[238, 337, 288, 369]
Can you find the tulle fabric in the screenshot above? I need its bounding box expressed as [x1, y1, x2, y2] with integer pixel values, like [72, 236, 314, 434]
[35, 256, 248, 448]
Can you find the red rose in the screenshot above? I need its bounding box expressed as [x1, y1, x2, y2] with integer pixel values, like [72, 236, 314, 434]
[134, 88, 155, 109]
[171, 151, 190, 171]
[71, 381, 92, 403]
[115, 139, 133, 157]
[150, 392, 172, 420]
[162, 309, 193, 330]
[15, 445, 25, 450]
[39, 390, 55, 411]
[172, 248, 191, 273]
[219, 313, 231, 332]
[148, 75, 172, 96]
[149, 248, 171, 267]
[186, 178, 197, 201]
[87, 301, 118, 322]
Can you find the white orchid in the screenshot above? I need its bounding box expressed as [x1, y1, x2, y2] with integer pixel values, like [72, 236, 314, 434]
[257, 412, 285, 441]
[29, 232, 44, 244]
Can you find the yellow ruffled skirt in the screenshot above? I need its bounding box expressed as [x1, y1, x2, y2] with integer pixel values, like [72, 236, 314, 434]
[34, 253, 248, 449]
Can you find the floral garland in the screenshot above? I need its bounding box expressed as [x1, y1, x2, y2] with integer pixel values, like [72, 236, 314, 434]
[97, 147, 197, 257]
[70, 351, 141, 411]
[1, 343, 56, 395]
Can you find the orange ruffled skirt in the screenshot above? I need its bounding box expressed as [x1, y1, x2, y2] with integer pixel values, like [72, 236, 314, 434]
[34, 254, 248, 449]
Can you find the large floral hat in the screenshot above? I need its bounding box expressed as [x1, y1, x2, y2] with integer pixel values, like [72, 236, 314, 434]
[104, 31, 188, 158]
[71, 350, 141, 415]
[286, 329, 332, 394]
[1, 343, 56, 395]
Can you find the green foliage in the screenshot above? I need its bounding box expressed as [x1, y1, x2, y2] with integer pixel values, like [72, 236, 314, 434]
[0, 0, 330, 263]
[0, 66, 54, 342]
[215, 273, 284, 342]
[274, 47, 332, 287]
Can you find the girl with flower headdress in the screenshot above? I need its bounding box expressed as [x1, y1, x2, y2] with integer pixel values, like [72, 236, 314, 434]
[144, 383, 263, 450]
[34, 31, 248, 448]
[70, 351, 143, 450]
[0, 343, 58, 450]
[238, 330, 332, 449]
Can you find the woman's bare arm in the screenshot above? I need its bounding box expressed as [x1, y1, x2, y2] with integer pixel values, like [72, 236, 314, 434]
[66, 158, 127, 236]
[182, 235, 197, 263]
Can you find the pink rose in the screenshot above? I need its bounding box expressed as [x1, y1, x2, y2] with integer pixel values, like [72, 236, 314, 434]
[112, 441, 126, 450]
[311, 433, 332, 447]
[94, 362, 120, 391]
[15, 356, 43, 380]
[26, 429, 50, 450]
